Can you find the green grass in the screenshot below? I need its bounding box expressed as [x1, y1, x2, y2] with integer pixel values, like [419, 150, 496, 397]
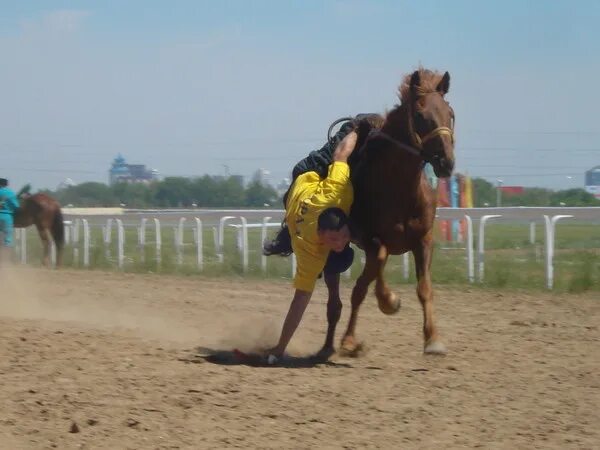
[14, 222, 600, 293]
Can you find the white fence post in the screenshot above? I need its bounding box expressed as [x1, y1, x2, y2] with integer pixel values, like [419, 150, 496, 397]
[464, 215, 474, 283]
[138, 218, 148, 262]
[239, 216, 249, 272]
[64, 224, 71, 246]
[477, 215, 502, 282]
[260, 216, 272, 274]
[82, 219, 90, 267]
[72, 218, 80, 242]
[544, 214, 573, 290]
[103, 218, 114, 260]
[402, 253, 410, 280]
[212, 227, 218, 256]
[139, 218, 147, 246]
[103, 218, 113, 244]
[194, 218, 203, 271]
[529, 221, 536, 245]
[116, 219, 125, 269]
[72, 219, 80, 265]
[176, 217, 186, 266]
[154, 218, 161, 267]
[217, 216, 236, 263]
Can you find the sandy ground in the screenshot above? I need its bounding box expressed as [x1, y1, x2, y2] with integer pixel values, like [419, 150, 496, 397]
[0, 267, 598, 450]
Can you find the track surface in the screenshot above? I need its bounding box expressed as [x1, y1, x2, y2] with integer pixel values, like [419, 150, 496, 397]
[0, 268, 598, 449]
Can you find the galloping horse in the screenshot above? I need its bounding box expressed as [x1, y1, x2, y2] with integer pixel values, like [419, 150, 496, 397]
[319, 68, 455, 357]
[14, 192, 65, 267]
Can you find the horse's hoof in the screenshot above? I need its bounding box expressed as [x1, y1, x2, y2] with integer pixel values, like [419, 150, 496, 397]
[339, 338, 365, 358]
[424, 340, 447, 355]
[313, 346, 335, 362]
[377, 293, 401, 315]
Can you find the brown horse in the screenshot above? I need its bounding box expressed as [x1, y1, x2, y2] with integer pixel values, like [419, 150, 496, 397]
[319, 68, 455, 358]
[14, 193, 65, 267]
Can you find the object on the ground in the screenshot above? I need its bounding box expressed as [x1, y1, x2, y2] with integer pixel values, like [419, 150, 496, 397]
[233, 349, 278, 366]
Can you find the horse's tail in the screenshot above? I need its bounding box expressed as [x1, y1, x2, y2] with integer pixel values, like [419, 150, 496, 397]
[52, 207, 65, 249]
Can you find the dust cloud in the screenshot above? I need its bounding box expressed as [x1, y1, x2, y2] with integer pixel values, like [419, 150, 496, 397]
[0, 266, 290, 353]
[0, 265, 203, 344]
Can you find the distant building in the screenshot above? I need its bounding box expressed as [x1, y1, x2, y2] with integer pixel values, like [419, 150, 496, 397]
[109, 154, 159, 185]
[231, 175, 245, 186]
[585, 165, 600, 199]
[57, 178, 76, 190]
[276, 178, 291, 196]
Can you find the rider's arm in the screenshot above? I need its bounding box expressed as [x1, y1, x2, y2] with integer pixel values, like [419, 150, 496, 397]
[268, 241, 325, 357]
[269, 288, 313, 357]
[332, 131, 358, 163]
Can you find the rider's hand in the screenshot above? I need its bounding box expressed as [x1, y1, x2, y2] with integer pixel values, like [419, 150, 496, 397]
[333, 131, 358, 163]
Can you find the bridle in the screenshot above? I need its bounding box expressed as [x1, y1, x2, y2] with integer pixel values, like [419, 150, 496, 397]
[409, 85, 455, 148]
[414, 124, 454, 148]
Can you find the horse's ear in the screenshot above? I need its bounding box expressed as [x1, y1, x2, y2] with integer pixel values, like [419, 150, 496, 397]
[410, 70, 421, 97]
[437, 71, 450, 95]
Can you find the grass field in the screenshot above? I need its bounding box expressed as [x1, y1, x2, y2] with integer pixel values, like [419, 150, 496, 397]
[14, 221, 600, 293]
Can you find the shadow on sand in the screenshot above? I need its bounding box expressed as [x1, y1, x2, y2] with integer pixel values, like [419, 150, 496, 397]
[180, 346, 354, 369]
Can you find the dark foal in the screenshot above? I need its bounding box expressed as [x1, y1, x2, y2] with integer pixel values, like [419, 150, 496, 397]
[14, 193, 65, 267]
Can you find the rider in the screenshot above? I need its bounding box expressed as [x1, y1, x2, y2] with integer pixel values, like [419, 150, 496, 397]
[263, 113, 384, 362]
[264, 113, 383, 256]
[0, 178, 20, 262]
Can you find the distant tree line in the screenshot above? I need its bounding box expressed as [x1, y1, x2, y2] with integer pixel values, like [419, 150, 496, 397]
[32, 175, 599, 209]
[41, 174, 280, 208]
[471, 178, 600, 207]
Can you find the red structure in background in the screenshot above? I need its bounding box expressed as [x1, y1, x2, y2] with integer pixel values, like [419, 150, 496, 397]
[500, 186, 525, 195]
[435, 174, 474, 242]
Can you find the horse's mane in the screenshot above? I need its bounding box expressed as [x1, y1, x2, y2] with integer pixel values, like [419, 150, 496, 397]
[17, 183, 32, 198]
[398, 68, 445, 103]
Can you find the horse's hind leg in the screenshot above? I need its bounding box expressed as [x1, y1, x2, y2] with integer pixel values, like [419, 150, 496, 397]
[340, 247, 379, 355]
[315, 273, 342, 360]
[36, 225, 51, 267]
[413, 235, 446, 354]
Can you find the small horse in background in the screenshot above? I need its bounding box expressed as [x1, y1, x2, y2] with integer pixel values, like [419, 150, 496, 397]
[14, 191, 65, 267]
[319, 68, 455, 357]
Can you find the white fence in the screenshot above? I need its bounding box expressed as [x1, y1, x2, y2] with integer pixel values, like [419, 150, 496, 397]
[12, 207, 600, 289]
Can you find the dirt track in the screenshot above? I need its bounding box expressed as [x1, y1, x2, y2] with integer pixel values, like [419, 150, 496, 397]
[0, 268, 598, 449]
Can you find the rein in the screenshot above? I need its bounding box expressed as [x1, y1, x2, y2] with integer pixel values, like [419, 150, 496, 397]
[327, 118, 424, 160]
[327, 108, 454, 163]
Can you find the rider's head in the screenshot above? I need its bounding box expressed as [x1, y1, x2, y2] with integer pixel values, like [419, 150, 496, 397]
[317, 207, 351, 252]
[0, 178, 8, 187]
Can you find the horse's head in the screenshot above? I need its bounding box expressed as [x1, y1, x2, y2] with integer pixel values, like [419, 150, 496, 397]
[404, 69, 455, 178]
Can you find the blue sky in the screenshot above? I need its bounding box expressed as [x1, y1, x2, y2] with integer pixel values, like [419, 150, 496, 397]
[1, 0, 599, 190]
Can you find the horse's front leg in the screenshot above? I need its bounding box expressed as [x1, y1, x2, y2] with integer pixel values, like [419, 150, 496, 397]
[340, 246, 380, 355]
[374, 244, 401, 315]
[315, 273, 342, 361]
[413, 234, 446, 354]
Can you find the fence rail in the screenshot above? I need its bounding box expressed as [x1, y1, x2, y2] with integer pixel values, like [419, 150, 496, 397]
[11, 207, 600, 290]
